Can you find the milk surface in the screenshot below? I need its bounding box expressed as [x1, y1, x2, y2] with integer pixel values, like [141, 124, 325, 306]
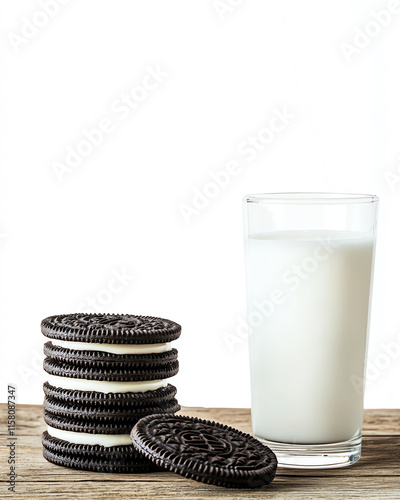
[245, 230, 375, 444]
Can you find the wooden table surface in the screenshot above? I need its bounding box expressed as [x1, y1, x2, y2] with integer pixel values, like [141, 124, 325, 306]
[1, 404, 399, 499]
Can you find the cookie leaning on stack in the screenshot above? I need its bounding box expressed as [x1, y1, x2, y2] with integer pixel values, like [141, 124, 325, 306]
[41, 313, 181, 473]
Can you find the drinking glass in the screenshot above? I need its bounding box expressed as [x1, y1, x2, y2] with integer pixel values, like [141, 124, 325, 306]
[243, 193, 378, 468]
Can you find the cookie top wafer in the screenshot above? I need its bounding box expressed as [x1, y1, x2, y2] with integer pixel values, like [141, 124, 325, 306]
[43, 381, 178, 406]
[44, 395, 180, 421]
[131, 414, 277, 489]
[44, 409, 146, 435]
[41, 313, 181, 344]
[44, 342, 178, 367]
[43, 356, 179, 382]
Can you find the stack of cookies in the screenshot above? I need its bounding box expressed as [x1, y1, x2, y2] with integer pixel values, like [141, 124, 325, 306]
[41, 313, 181, 473]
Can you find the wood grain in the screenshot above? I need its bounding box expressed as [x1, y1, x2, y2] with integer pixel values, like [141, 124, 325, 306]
[1, 404, 399, 499]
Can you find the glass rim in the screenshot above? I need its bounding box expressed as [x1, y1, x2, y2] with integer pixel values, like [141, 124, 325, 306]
[243, 192, 379, 205]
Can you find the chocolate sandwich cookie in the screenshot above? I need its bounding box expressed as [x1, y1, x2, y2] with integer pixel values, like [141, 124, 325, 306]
[43, 397, 179, 472]
[41, 313, 181, 344]
[43, 381, 178, 407]
[42, 432, 159, 473]
[131, 414, 277, 489]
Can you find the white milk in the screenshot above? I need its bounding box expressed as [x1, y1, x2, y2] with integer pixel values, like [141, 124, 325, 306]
[245, 230, 375, 445]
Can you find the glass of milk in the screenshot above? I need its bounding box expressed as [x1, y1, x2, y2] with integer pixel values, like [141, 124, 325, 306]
[243, 193, 378, 468]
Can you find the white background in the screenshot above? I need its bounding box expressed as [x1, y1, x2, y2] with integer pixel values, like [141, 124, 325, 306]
[1, 0, 399, 408]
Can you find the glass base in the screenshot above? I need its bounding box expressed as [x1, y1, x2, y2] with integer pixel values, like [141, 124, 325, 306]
[255, 435, 362, 469]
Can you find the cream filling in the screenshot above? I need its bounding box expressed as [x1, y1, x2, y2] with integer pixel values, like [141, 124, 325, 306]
[47, 425, 132, 446]
[51, 339, 172, 355]
[47, 374, 166, 393]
